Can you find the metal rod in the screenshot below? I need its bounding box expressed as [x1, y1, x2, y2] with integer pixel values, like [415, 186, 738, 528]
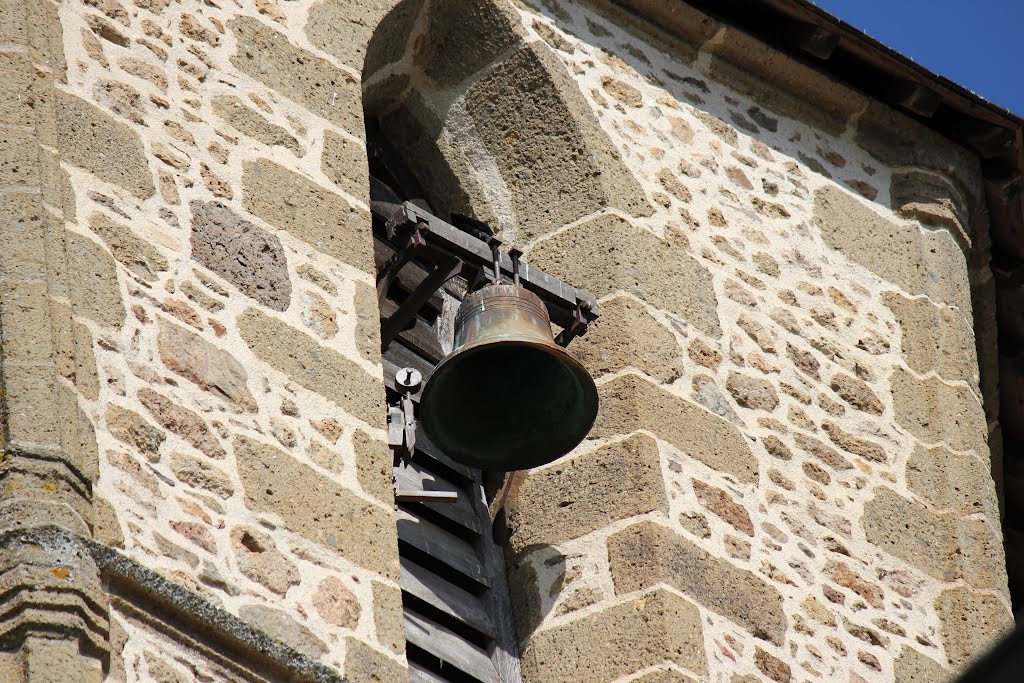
[509, 247, 522, 287]
[488, 237, 502, 285]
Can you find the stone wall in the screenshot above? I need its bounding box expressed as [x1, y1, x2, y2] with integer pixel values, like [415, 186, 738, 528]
[0, 0, 1011, 681]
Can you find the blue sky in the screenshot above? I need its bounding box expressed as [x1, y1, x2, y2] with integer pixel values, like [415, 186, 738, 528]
[810, 0, 1024, 116]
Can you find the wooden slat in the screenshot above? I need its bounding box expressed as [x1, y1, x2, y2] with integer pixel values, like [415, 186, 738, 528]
[395, 462, 481, 534]
[401, 556, 495, 637]
[396, 511, 489, 587]
[405, 610, 498, 683]
[380, 298, 444, 363]
[414, 427, 478, 481]
[373, 239, 444, 315]
[408, 662, 450, 683]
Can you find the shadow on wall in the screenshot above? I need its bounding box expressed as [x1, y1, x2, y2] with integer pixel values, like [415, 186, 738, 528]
[361, 0, 651, 248]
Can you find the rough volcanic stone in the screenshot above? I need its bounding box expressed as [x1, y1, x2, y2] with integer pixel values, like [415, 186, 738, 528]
[463, 45, 651, 242]
[106, 404, 165, 461]
[506, 434, 668, 550]
[893, 647, 951, 683]
[312, 575, 360, 628]
[821, 421, 887, 463]
[529, 215, 719, 337]
[309, 0, 421, 72]
[569, 296, 684, 382]
[754, 647, 791, 683]
[608, 521, 787, 645]
[230, 527, 299, 596]
[211, 95, 303, 157]
[829, 372, 884, 415]
[415, 0, 522, 84]
[237, 604, 327, 660]
[691, 480, 753, 536]
[344, 639, 406, 683]
[235, 435, 398, 578]
[372, 582, 406, 655]
[519, 588, 706, 682]
[55, 91, 154, 199]
[88, 212, 168, 282]
[230, 17, 362, 135]
[353, 429, 394, 504]
[190, 200, 291, 311]
[169, 451, 233, 499]
[353, 280, 381, 362]
[243, 159, 372, 272]
[863, 487, 1005, 589]
[884, 291, 977, 382]
[66, 231, 125, 329]
[237, 308, 384, 427]
[157, 320, 257, 411]
[906, 444, 998, 514]
[814, 185, 969, 310]
[934, 587, 1012, 668]
[299, 290, 338, 339]
[890, 366, 987, 455]
[593, 374, 758, 484]
[891, 170, 968, 235]
[726, 372, 779, 411]
[138, 388, 226, 459]
[691, 375, 740, 424]
[321, 129, 368, 199]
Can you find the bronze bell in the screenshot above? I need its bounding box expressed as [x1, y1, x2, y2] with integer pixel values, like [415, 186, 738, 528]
[419, 284, 599, 471]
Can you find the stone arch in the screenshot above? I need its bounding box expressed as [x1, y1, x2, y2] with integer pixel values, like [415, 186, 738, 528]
[359, 0, 651, 246]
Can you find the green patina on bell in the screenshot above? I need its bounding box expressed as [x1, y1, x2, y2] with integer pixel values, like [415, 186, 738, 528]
[419, 284, 599, 471]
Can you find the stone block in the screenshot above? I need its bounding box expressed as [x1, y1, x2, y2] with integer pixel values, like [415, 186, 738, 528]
[66, 230, 125, 329]
[353, 429, 394, 504]
[230, 527, 299, 596]
[237, 307, 385, 428]
[813, 185, 970, 311]
[506, 434, 668, 551]
[210, 95, 303, 157]
[0, 193, 47, 280]
[415, 0, 523, 85]
[891, 170, 970, 236]
[169, 451, 233, 499]
[190, 200, 291, 311]
[137, 388, 226, 460]
[893, 647, 951, 683]
[243, 158, 372, 273]
[344, 639, 406, 683]
[863, 487, 1006, 590]
[463, 45, 651, 242]
[934, 587, 1012, 668]
[607, 521, 787, 645]
[237, 604, 327, 660]
[529, 215, 719, 337]
[0, 281, 54, 363]
[235, 435, 398, 578]
[856, 100, 983, 205]
[0, 52, 35, 127]
[706, 26, 866, 137]
[691, 480, 753, 536]
[726, 372, 779, 411]
[88, 212, 168, 282]
[309, 0, 422, 73]
[321, 129, 369, 200]
[631, 671, 696, 683]
[3, 363, 60, 449]
[106, 404, 165, 460]
[520, 588, 706, 682]
[829, 372, 883, 415]
[55, 91, 154, 199]
[0, 125, 38, 186]
[372, 582, 405, 655]
[592, 374, 758, 484]
[884, 291, 977, 383]
[230, 17, 362, 136]
[890, 366, 987, 456]
[157, 320, 257, 411]
[906, 444, 998, 515]
[569, 296, 684, 381]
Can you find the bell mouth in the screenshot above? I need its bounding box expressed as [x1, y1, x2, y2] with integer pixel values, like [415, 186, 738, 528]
[419, 339, 599, 471]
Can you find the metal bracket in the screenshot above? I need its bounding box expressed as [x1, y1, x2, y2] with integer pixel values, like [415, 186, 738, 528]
[554, 299, 592, 347]
[376, 222, 427, 308]
[388, 367, 458, 505]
